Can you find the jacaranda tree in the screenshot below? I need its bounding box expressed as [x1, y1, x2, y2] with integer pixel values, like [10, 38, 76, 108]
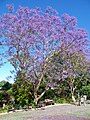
[46, 51, 89, 102]
[0, 5, 89, 104]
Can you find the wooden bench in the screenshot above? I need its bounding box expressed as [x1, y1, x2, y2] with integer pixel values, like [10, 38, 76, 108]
[44, 99, 54, 106]
[38, 99, 54, 108]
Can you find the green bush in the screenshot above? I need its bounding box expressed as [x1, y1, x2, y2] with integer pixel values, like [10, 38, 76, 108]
[14, 104, 21, 110]
[54, 97, 68, 104]
[30, 101, 36, 108]
[0, 108, 7, 113]
[80, 85, 90, 99]
[0, 104, 13, 113]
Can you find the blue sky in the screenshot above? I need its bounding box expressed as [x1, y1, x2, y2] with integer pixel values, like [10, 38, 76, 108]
[0, 0, 90, 83]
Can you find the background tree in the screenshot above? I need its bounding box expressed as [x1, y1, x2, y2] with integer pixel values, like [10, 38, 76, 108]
[0, 81, 12, 107]
[46, 52, 89, 102]
[64, 53, 88, 102]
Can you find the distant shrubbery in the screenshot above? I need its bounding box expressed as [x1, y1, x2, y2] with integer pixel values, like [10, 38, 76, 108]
[80, 85, 90, 99]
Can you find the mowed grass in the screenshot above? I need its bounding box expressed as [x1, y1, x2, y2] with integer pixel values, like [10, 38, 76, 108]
[0, 104, 90, 120]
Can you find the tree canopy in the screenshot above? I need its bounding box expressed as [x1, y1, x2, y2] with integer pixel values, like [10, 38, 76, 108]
[0, 6, 89, 104]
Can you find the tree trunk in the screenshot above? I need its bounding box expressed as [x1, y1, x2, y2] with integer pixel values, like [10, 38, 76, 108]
[34, 98, 38, 105]
[34, 90, 46, 105]
[33, 73, 46, 105]
[70, 85, 76, 103]
[71, 92, 76, 103]
[34, 92, 38, 105]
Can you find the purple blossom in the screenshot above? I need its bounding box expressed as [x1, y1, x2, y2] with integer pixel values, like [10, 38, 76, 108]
[0, 6, 89, 103]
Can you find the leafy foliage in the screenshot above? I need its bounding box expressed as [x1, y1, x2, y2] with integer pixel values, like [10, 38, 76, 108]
[11, 71, 33, 107]
[80, 85, 90, 99]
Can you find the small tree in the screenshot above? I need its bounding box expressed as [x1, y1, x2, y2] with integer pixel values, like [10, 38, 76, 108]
[46, 52, 89, 102]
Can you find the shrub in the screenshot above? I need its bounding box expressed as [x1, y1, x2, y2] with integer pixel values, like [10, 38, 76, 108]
[80, 85, 90, 99]
[54, 97, 68, 104]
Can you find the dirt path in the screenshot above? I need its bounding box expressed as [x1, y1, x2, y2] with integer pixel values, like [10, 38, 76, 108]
[0, 104, 90, 120]
[33, 115, 90, 120]
[26, 104, 90, 120]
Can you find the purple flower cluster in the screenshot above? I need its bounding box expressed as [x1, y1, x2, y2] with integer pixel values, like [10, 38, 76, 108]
[0, 6, 89, 100]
